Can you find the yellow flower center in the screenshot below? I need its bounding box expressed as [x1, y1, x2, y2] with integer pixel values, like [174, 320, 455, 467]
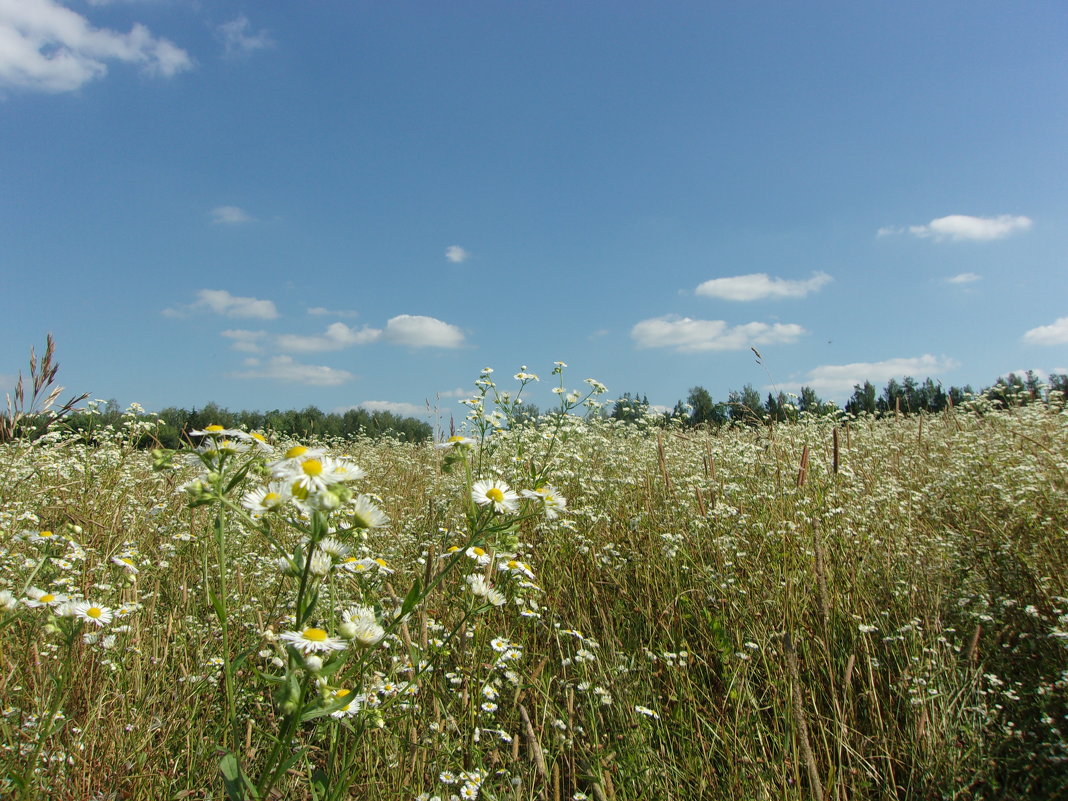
[87, 607, 102, 619]
[302, 459, 323, 477]
[471, 547, 486, 557]
[449, 435, 466, 443]
[486, 488, 504, 503]
[40, 593, 55, 603]
[335, 688, 351, 698]
[205, 424, 225, 432]
[39, 530, 54, 538]
[507, 560, 520, 569]
[251, 432, 266, 442]
[263, 492, 279, 505]
[285, 446, 308, 459]
[303, 628, 328, 642]
[290, 481, 309, 500]
[374, 558, 389, 568]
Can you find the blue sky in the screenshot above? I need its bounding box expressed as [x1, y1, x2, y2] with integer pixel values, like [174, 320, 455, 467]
[2, 1, 1067, 419]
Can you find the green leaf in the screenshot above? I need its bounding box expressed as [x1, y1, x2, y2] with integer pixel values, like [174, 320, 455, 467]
[219, 751, 259, 800]
[400, 576, 422, 618]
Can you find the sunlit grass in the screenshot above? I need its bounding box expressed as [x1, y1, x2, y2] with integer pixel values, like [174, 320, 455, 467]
[0, 373, 1065, 800]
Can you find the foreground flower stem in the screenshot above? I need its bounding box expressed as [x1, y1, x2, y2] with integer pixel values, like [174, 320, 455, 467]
[210, 509, 240, 752]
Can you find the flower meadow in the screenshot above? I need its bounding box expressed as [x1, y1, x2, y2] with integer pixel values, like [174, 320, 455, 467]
[1, 365, 1066, 800]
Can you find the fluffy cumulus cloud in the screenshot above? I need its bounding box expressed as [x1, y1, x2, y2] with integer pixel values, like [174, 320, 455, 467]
[276, 322, 382, 353]
[631, 315, 806, 353]
[1022, 317, 1068, 346]
[382, 315, 465, 348]
[210, 206, 255, 225]
[879, 214, 1032, 242]
[0, 0, 193, 93]
[695, 271, 832, 301]
[335, 400, 428, 418]
[229, 356, 354, 386]
[787, 355, 959, 398]
[445, 245, 470, 263]
[216, 16, 273, 59]
[165, 289, 278, 320]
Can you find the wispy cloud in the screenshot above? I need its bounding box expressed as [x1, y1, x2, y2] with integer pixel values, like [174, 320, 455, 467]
[946, 272, 981, 285]
[879, 214, 1032, 242]
[1022, 316, 1068, 346]
[445, 245, 470, 263]
[785, 354, 959, 397]
[216, 16, 273, 59]
[0, 0, 193, 94]
[335, 400, 429, 418]
[695, 271, 832, 302]
[229, 356, 354, 386]
[221, 329, 268, 353]
[436, 387, 470, 399]
[164, 289, 278, 320]
[382, 315, 465, 348]
[210, 205, 255, 225]
[631, 315, 806, 353]
[276, 322, 381, 353]
[308, 307, 359, 318]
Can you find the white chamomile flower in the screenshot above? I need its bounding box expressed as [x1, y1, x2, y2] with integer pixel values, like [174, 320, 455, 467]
[351, 495, 389, 529]
[279, 627, 347, 655]
[471, 480, 519, 514]
[520, 485, 567, 519]
[71, 601, 114, 627]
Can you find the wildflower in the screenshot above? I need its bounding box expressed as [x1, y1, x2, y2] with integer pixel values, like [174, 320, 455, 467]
[242, 484, 290, 514]
[0, 590, 15, 611]
[520, 485, 567, 519]
[351, 495, 389, 529]
[309, 550, 333, 576]
[342, 613, 385, 648]
[317, 537, 350, 560]
[634, 705, 660, 719]
[190, 425, 247, 438]
[471, 479, 519, 514]
[71, 602, 114, 627]
[465, 546, 491, 565]
[436, 435, 476, 449]
[329, 688, 364, 718]
[27, 530, 62, 546]
[111, 555, 139, 574]
[466, 575, 506, 606]
[500, 559, 535, 580]
[24, 587, 67, 608]
[280, 627, 347, 655]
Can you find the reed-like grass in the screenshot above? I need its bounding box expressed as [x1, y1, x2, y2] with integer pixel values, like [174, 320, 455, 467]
[0, 387, 1065, 800]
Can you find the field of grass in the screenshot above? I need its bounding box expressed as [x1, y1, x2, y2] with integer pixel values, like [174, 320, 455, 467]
[1, 374, 1066, 800]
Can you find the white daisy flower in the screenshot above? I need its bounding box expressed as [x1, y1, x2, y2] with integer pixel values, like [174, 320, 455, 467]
[71, 601, 114, 627]
[350, 495, 389, 529]
[471, 480, 519, 514]
[279, 627, 347, 655]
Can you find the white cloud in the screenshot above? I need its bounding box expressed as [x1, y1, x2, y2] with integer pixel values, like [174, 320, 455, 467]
[786, 355, 959, 398]
[0, 0, 193, 93]
[229, 356, 354, 386]
[210, 205, 255, 225]
[276, 322, 381, 353]
[946, 272, 981, 285]
[695, 271, 832, 301]
[335, 400, 429, 418]
[220, 329, 267, 353]
[308, 307, 359, 318]
[631, 315, 806, 353]
[216, 16, 273, 59]
[165, 289, 278, 320]
[383, 315, 465, 348]
[1022, 317, 1068, 346]
[436, 387, 470, 398]
[881, 214, 1032, 242]
[445, 245, 470, 263]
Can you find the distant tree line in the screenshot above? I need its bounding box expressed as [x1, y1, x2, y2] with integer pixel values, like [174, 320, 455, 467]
[606, 370, 1068, 429]
[52, 401, 432, 448]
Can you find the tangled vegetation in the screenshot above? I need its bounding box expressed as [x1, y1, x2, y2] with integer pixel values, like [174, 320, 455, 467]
[1, 364, 1066, 800]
